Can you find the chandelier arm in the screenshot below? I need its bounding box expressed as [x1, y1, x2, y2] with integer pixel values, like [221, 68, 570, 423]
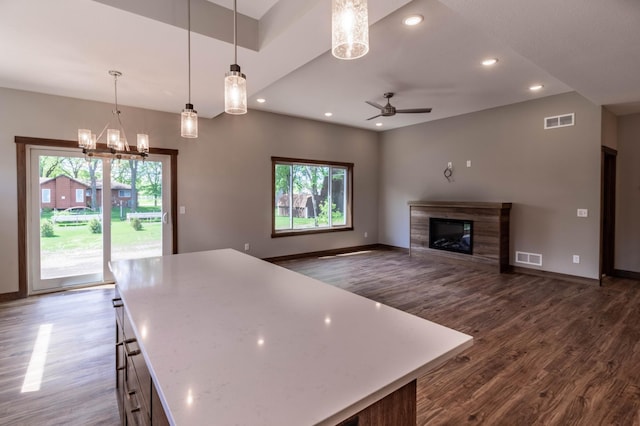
[95, 122, 110, 144]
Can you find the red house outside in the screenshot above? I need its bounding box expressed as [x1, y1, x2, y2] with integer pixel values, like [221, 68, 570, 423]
[40, 175, 132, 210]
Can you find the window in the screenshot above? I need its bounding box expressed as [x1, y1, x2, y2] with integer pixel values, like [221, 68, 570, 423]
[118, 190, 131, 198]
[272, 157, 353, 237]
[42, 188, 51, 204]
[75, 188, 84, 203]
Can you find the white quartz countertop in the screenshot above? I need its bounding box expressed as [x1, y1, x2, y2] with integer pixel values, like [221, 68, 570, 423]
[110, 249, 472, 426]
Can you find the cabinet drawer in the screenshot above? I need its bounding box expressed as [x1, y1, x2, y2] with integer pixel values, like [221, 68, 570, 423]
[113, 289, 125, 331]
[125, 356, 150, 425]
[124, 338, 150, 420]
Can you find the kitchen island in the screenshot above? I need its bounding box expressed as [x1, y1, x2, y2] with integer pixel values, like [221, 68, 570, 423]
[109, 249, 472, 425]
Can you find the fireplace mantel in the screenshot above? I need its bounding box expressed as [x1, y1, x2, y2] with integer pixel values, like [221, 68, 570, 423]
[408, 201, 512, 210]
[408, 201, 512, 272]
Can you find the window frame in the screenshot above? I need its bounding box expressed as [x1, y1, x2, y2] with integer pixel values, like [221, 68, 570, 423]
[75, 188, 84, 203]
[118, 189, 131, 198]
[41, 188, 51, 203]
[271, 156, 354, 238]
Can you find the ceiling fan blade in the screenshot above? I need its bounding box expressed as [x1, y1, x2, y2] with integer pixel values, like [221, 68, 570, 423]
[396, 108, 432, 114]
[366, 114, 382, 120]
[366, 100, 385, 110]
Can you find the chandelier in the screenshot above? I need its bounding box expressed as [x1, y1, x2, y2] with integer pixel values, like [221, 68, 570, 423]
[78, 70, 149, 159]
[332, 0, 370, 60]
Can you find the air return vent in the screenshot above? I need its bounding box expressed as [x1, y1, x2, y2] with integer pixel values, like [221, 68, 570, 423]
[544, 113, 574, 129]
[515, 251, 542, 266]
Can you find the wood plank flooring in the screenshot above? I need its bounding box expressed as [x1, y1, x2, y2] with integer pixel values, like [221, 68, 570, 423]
[1, 249, 639, 425]
[0, 286, 119, 425]
[275, 248, 640, 425]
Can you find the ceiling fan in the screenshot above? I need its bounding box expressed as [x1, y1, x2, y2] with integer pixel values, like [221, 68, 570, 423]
[365, 92, 432, 120]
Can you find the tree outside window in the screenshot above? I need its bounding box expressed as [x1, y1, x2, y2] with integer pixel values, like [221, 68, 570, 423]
[272, 157, 352, 236]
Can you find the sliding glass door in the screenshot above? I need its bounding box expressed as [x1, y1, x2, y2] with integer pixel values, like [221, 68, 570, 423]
[28, 147, 172, 293]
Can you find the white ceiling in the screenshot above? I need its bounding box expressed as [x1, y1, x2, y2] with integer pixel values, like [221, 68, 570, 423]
[1, 0, 639, 132]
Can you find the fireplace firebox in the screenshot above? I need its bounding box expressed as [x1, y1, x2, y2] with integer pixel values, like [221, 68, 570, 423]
[428, 218, 473, 255]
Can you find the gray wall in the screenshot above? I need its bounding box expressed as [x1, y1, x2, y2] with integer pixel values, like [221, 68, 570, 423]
[0, 87, 379, 295]
[378, 92, 602, 279]
[616, 113, 640, 273]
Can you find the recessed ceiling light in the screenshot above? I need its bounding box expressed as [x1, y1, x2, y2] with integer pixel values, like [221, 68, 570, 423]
[403, 14, 424, 26]
[529, 84, 544, 91]
[256, 98, 266, 103]
[324, 112, 333, 117]
[482, 58, 498, 66]
[375, 122, 383, 127]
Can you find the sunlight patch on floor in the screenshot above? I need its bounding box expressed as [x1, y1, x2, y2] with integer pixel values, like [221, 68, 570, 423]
[318, 250, 373, 259]
[21, 323, 53, 393]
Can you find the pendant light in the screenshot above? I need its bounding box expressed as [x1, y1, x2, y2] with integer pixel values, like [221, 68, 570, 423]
[224, 0, 247, 114]
[332, 0, 370, 60]
[181, 0, 198, 137]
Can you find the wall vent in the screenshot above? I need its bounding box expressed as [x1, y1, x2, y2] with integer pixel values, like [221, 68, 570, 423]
[515, 251, 542, 266]
[544, 113, 574, 129]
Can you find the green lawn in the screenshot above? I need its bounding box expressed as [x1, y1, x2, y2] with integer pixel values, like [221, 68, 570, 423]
[41, 207, 161, 252]
[274, 215, 345, 230]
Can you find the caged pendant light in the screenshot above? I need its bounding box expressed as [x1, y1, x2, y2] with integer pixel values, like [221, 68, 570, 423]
[224, 0, 247, 114]
[181, 0, 198, 138]
[332, 0, 370, 60]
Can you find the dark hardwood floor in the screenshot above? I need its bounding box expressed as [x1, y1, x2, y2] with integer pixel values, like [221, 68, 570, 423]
[276, 248, 640, 425]
[1, 249, 639, 425]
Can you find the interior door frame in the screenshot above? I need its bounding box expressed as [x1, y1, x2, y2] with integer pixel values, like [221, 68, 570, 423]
[600, 145, 617, 283]
[15, 136, 178, 298]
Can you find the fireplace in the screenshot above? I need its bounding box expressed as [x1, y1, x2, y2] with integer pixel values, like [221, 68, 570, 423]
[429, 218, 473, 255]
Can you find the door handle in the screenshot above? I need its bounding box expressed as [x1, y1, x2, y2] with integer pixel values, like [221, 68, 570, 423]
[162, 212, 168, 224]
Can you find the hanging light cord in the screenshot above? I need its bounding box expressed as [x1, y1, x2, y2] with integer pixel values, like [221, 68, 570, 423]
[233, 0, 237, 64]
[188, 0, 192, 105]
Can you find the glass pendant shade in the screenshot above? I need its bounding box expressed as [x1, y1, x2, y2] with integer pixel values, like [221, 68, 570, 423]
[181, 104, 198, 138]
[78, 129, 92, 148]
[137, 134, 150, 153]
[332, 0, 369, 60]
[88, 133, 97, 150]
[224, 66, 247, 115]
[107, 129, 120, 149]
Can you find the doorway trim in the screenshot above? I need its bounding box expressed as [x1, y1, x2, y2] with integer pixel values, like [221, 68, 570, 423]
[600, 145, 617, 284]
[15, 136, 179, 298]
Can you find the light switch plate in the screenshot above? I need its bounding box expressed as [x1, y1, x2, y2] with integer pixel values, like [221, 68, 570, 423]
[577, 209, 588, 217]
[573, 255, 580, 264]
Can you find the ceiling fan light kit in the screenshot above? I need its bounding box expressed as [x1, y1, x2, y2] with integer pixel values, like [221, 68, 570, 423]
[365, 92, 432, 120]
[332, 0, 370, 60]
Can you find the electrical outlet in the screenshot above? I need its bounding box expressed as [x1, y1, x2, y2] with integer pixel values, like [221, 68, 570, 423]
[466, 160, 471, 167]
[572, 255, 580, 264]
[447, 162, 453, 169]
[179, 206, 186, 214]
[364, 231, 368, 238]
[244, 243, 250, 251]
[577, 209, 588, 217]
